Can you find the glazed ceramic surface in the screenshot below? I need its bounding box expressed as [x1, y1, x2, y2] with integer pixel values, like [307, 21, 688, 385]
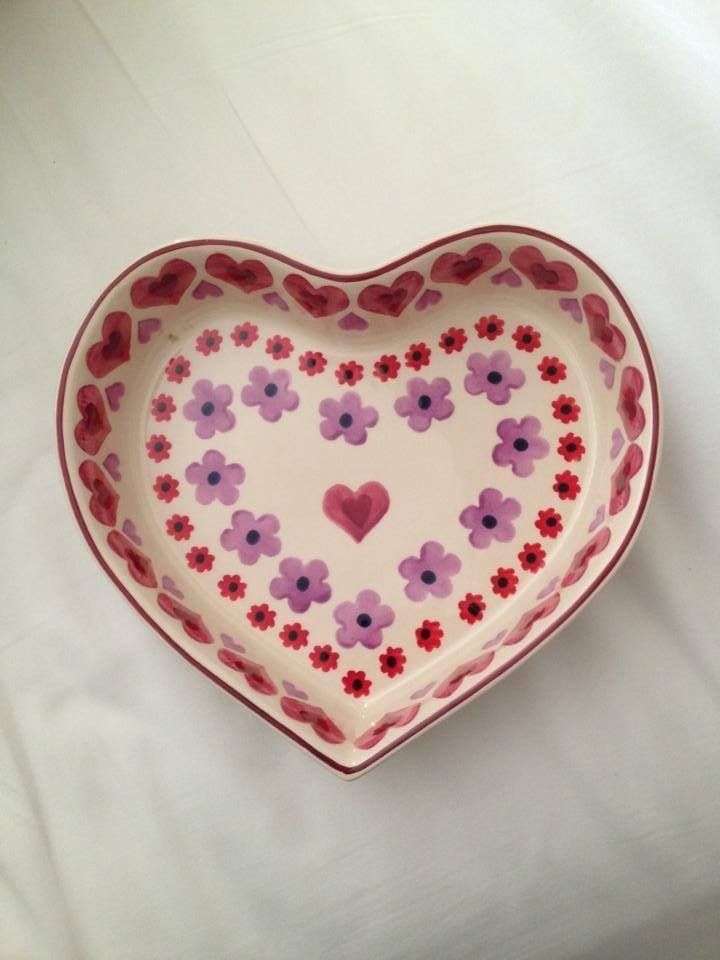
[57, 227, 659, 776]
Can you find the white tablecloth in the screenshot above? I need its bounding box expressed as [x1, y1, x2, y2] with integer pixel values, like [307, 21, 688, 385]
[2, 2, 719, 957]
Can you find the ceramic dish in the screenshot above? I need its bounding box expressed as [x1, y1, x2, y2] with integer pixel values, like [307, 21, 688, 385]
[57, 227, 659, 777]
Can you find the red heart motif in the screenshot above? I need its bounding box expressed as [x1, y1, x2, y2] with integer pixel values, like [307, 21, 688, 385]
[430, 242, 502, 285]
[74, 385, 111, 455]
[205, 254, 273, 293]
[323, 482, 390, 543]
[582, 294, 627, 361]
[78, 460, 119, 527]
[510, 246, 578, 291]
[107, 530, 157, 588]
[504, 592, 561, 646]
[85, 312, 131, 378]
[358, 271, 423, 317]
[280, 697, 346, 744]
[561, 527, 611, 587]
[609, 443, 643, 516]
[130, 258, 196, 308]
[433, 652, 496, 700]
[283, 274, 349, 317]
[354, 704, 420, 749]
[158, 592, 213, 644]
[218, 648, 277, 695]
[617, 366, 646, 440]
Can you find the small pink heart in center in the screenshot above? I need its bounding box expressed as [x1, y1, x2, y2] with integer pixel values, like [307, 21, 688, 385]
[192, 280, 223, 300]
[323, 481, 390, 543]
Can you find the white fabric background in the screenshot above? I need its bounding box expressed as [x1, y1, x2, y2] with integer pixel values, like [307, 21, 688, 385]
[2, 1, 719, 957]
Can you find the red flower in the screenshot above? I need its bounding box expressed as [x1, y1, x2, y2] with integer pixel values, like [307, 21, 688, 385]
[186, 545, 214, 572]
[373, 354, 400, 382]
[535, 508, 563, 538]
[230, 322, 258, 348]
[458, 593, 486, 624]
[552, 393, 581, 424]
[153, 473, 179, 503]
[517, 542, 546, 572]
[405, 342, 431, 370]
[342, 670, 372, 698]
[439, 326, 467, 354]
[512, 325, 542, 352]
[165, 356, 191, 383]
[247, 603, 276, 631]
[218, 574, 247, 601]
[553, 470, 581, 500]
[151, 393, 176, 422]
[416, 619, 443, 651]
[265, 335, 293, 360]
[335, 361, 363, 386]
[538, 355, 567, 383]
[379, 646, 406, 678]
[309, 645, 339, 671]
[491, 567, 519, 598]
[298, 350, 327, 376]
[146, 434, 171, 462]
[166, 514, 193, 541]
[280, 622, 309, 649]
[195, 328, 222, 356]
[475, 314, 504, 340]
[558, 432, 585, 462]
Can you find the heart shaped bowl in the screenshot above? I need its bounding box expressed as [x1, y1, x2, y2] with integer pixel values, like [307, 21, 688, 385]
[57, 227, 659, 777]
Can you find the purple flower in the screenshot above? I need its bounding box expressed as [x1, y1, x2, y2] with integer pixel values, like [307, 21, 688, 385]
[493, 416, 550, 477]
[399, 541, 461, 601]
[334, 590, 395, 649]
[319, 391, 378, 445]
[270, 557, 332, 613]
[394, 377, 454, 432]
[185, 449, 245, 505]
[459, 487, 521, 549]
[183, 380, 235, 439]
[241, 366, 299, 422]
[220, 509, 281, 565]
[464, 350, 525, 405]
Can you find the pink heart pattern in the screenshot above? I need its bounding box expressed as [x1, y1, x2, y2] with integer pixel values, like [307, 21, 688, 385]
[323, 482, 390, 543]
[137, 317, 161, 344]
[192, 280, 223, 300]
[122, 519, 142, 545]
[338, 312, 368, 331]
[102, 452, 121, 482]
[415, 288, 442, 311]
[491, 268, 521, 288]
[105, 382, 125, 412]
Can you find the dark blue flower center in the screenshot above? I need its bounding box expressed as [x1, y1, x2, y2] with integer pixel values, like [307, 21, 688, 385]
[418, 395, 432, 410]
[356, 613, 372, 628]
[201, 401, 215, 416]
[207, 471, 221, 486]
[339, 412, 353, 428]
[296, 576, 310, 592]
[264, 383, 278, 397]
[245, 529, 260, 545]
[513, 437, 529, 451]
[420, 570, 436, 585]
[481, 515, 497, 529]
[487, 371, 503, 385]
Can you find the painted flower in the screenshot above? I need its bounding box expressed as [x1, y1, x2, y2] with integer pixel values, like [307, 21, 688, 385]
[146, 434, 171, 462]
[153, 473, 179, 503]
[166, 355, 191, 383]
[459, 487, 521, 549]
[309, 645, 339, 671]
[319, 391, 378, 445]
[458, 593, 486, 624]
[538, 355, 567, 383]
[475, 314, 504, 340]
[342, 670, 372, 698]
[554, 470, 581, 500]
[439, 327, 467, 354]
[182, 380, 235, 439]
[491, 567, 518, 598]
[558, 432, 585, 462]
[195, 328, 222, 356]
[518, 542, 546, 572]
[247, 603, 276, 631]
[298, 350, 326, 376]
[464, 350, 526, 405]
[185, 449, 245, 505]
[373, 354, 400, 381]
[405, 342, 431, 370]
[552, 394, 581, 424]
[241, 366, 299, 422]
[166, 514, 193, 541]
[334, 590, 395, 649]
[220, 510, 281, 565]
[186, 545, 214, 572]
[269, 557, 331, 613]
[265, 334, 293, 359]
[492, 416, 549, 477]
[151, 393, 175, 422]
[335, 361, 363, 386]
[536, 507, 563, 538]
[230, 322, 258, 348]
[399, 541, 461, 601]
[394, 377, 454, 432]
[512, 324, 541, 352]
[416, 619, 443, 651]
[218, 573, 247, 600]
[279, 623, 309, 650]
[379, 646, 406, 678]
